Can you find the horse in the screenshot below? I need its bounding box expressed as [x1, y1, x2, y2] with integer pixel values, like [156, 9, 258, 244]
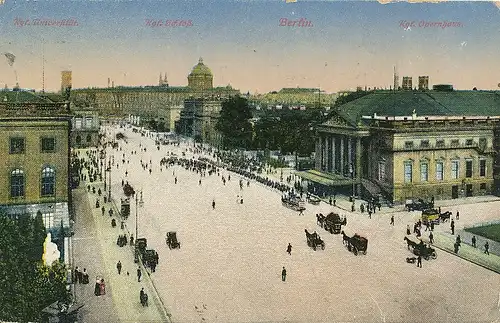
[439, 211, 452, 222]
[341, 231, 350, 245]
[404, 236, 417, 250]
[316, 213, 325, 227]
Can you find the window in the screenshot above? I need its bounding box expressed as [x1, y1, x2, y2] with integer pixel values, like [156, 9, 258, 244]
[76, 135, 81, 144]
[479, 159, 486, 177]
[42, 211, 54, 229]
[451, 160, 459, 179]
[479, 138, 487, 149]
[451, 139, 460, 147]
[10, 137, 25, 154]
[41, 137, 55, 153]
[41, 167, 55, 196]
[378, 161, 386, 181]
[436, 161, 444, 181]
[10, 169, 25, 198]
[404, 161, 413, 183]
[465, 160, 473, 178]
[466, 139, 474, 146]
[420, 140, 430, 148]
[420, 163, 429, 182]
[404, 141, 414, 149]
[436, 140, 445, 148]
[86, 134, 92, 143]
[480, 183, 486, 190]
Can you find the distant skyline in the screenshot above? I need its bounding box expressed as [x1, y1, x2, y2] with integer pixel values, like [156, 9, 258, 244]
[0, 1, 499, 93]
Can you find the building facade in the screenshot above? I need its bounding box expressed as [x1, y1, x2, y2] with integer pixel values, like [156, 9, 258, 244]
[307, 89, 500, 203]
[71, 110, 100, 148]
[0, 89, 72, 236]
[71, 58, 240, 125]
[178, 98, 224, 146]
[251, 87, 337, 107]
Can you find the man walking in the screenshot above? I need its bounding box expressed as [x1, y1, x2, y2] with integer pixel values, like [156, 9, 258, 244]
[417, 255, 422, 268]
[472, 235, 476, 248]
[390, 215, 394, 226]
[117, 261, 122, 275]
[212, 199, 215, 210]
[429, 232, 434, 244]
[137, 267, 142, 282]
[456, 211, 460, 220]
[450, 219, 455, 235]
[484, 241, 489, 255]
[281, 267, 287, 282]
[286, 243, 292, 255]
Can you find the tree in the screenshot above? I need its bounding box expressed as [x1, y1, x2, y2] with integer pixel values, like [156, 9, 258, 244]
[0, 213, 70, 322]
[216, 96, 253, 149]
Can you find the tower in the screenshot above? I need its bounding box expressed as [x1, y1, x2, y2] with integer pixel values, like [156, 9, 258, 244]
[402, 76, 412, 90]
[418, 76, 429, 90]
[393, 66, 399, 91]
[61, 71, 72, 94]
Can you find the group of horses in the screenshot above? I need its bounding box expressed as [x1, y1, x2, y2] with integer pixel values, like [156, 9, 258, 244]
[404, 237, 437, 260]
[341, 231, 368, 255]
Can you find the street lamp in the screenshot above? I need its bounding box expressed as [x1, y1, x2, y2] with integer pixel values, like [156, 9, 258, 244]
[350, 163, 355, 199]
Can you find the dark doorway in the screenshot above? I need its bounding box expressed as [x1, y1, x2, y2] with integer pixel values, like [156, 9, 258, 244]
[451, 185, 459, 199]
[466, 184, 473, 197]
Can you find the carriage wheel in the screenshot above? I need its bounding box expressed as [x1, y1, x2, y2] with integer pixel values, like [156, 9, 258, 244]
[313, 245, 317, 251]
[431, 252, 436, 259]
[353, 247, 358, 256]
[363, 250, 367, 255]
[321, 243, 325, 250]
[329, 228, 333, 234]
[424, 255, 429, 261]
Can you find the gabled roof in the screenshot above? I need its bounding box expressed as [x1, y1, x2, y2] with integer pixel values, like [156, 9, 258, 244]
[324, 90, 500, 128]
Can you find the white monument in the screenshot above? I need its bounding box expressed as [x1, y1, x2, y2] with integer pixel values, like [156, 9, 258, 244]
[42, 232, 60, 266]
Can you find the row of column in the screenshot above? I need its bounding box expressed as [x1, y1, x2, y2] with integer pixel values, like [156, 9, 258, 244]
[316, 134, 361, 178]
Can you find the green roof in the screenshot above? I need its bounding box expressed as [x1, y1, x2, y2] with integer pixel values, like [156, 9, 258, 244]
[328, 90, 500, 127]
[0, 90, 53, 103]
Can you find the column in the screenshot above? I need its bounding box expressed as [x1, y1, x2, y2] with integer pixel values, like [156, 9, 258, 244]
[325, 136, 330, 172]
[340, 136, 345, 176]
[331, 136, 336, 173]
[348, 137, 353, 171]
[356, 137, 362, 196]
[315, 136, 322, 170]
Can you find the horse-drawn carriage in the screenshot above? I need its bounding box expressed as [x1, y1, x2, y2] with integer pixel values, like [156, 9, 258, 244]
[306, 195, 321, 205]
[281, 195, 306, 212]
[405, 198, 434, 212]
[321, 212, 347, 234]
[305, 229, 325, 250]
[404, 237, 437, 260]
[166, 231, 180, 249]
[421, 209, 452, 225]
[341, 231, 367, 255]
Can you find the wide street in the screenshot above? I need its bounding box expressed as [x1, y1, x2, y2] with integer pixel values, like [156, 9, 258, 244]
[82, 123, 500, 323]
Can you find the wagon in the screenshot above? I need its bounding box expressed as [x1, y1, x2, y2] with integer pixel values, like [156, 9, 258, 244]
[323, 212, 347, 234]
[307, 195, 321, 205]
[281, 196, 306, 212]
[305, 229, 325, 251]
[166, 231, 180, 249]
[348, 234, 368, 255]
[405, 198, 434, 212]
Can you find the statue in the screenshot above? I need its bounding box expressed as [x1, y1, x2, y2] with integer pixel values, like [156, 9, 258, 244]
[42, 232, 60, 266]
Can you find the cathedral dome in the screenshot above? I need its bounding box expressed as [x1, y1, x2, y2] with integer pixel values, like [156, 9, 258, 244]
[189, 57, 213, 77]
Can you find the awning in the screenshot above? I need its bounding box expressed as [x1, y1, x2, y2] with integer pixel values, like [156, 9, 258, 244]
[295, 170, 356, 186]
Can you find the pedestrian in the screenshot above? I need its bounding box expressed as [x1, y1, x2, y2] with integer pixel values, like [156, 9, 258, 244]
[484, 241, 489, 255]
[137, 267, 142, 282]
[99, 279, 106, 295]
[101, 205, 105, 216]
[212, 199, 215, 210]
[406, 225, 411, 235]
[117, 261, 122, 275]
[456, 235, 461, 246]
[450, 220, 455, 235]
[140, 287, 145, 305]
[454, 242, 459, 253]
[456, 211, 460, 220]
[94, 277, 101, 296]
[199, 179, 202, 185]
[329, 197, 332, 205]
[472, 235, 476, 248]
[175, 177, 177, 184]
[430, 221, 435, 231]
[429, 232, 434, 244]
[417, 255, 422, 268]
[368, 210, 372, 219]
[286, 243, 292, 255]
[82, 268, 89, 284]
[130, 234, 134, 246]
[74, 266, 80, 284]
[77, 267, 83, 284]
[351, 202, 355, 212]
[281, 267, 287, 281]
[390, 215, 394, 226]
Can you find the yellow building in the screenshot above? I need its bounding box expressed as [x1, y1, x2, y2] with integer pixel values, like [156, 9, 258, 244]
[300, 88, 500, 204]
[0, 89, 72, 233]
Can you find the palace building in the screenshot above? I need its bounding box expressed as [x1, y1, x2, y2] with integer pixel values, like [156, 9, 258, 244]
[71, 58, 240, 128]
[299, 86, 500, 204]
[0, 89, 72, 236]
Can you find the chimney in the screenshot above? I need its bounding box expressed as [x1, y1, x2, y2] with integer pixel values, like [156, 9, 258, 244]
[418, 76, 429, 90]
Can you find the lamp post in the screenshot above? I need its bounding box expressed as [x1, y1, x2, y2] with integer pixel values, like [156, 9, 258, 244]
[108, 159, 112, 202]
[350, 163, 355, 199]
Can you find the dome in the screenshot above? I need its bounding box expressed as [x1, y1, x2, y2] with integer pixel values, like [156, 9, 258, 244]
[189, 57, 213, 77]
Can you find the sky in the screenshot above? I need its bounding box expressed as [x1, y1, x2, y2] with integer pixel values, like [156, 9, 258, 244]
[0, 0, 498, 93]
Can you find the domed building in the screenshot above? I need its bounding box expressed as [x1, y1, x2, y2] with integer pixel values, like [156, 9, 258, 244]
[188, 57, 213, 90]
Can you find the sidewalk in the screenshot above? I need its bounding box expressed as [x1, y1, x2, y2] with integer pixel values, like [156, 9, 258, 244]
[421, 232, 500, 274]
[72, 152, 169, 323]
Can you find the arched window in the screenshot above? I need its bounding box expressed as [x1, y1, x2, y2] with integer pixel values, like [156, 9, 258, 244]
[41, 167, 55, 196]
[76, 135, 82, 144]
[86, 134, 92, 143]
[11, 169, 25, 198]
